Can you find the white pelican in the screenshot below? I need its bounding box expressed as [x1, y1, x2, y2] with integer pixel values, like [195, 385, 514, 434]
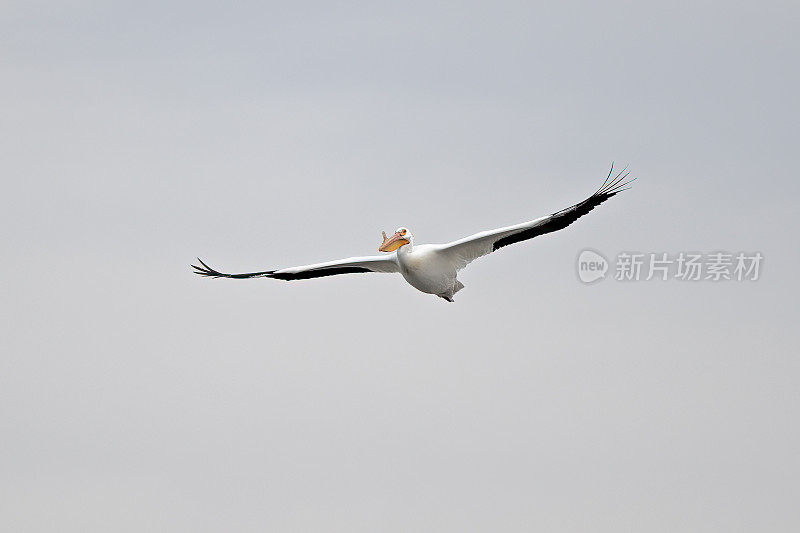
[193, 166, 634, 301]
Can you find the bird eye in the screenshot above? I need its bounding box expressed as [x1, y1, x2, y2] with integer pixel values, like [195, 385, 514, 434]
[400, 229, 406, 235]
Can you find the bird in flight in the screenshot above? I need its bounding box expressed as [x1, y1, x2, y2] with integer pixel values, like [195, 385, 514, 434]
[192, 165, 634, 301]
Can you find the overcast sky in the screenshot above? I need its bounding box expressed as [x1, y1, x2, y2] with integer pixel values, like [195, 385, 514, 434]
[2, 1, 799, 531]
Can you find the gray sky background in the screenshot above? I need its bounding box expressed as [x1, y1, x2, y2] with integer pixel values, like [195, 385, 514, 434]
[2, 1, 799, 531]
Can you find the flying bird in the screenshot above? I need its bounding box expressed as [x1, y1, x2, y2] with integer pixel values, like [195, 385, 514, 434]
[192, 166, 634, 301]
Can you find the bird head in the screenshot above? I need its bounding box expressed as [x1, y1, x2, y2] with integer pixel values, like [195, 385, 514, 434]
[379, 227, 412, 252]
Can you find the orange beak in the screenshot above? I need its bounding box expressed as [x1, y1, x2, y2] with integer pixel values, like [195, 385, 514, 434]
[379, 230, 409, 252]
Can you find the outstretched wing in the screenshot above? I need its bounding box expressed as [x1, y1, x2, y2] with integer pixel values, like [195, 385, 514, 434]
[192, 254, 399, 281]
[435, 165, 635, 271]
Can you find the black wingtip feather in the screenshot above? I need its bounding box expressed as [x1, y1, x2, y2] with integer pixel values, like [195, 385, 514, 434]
[594, 164, 636, 198]
[191, 259, 374, 281]
[191, 259, 275, 279]
[492, 165, 635, 251]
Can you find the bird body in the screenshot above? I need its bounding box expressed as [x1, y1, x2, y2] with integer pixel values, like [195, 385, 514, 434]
[397, 244, 461, 300]
[193, 166, 634, 302]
